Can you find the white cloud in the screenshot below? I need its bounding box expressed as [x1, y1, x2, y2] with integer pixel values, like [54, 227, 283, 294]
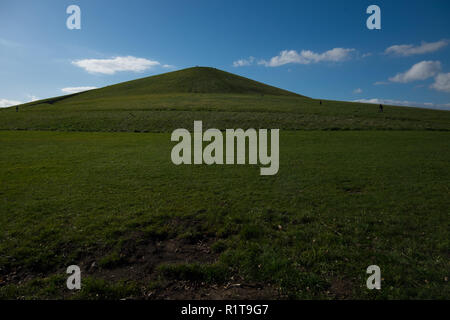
[430, 73, 450, 93]
[233, 56, 255, 67]
[27, 94, 39, 102]
[353, 88, 363, 94]
[0, 99, 22, 108]
[72, 56, 161, 74]
[374, 81, 389, 85]
[259, 48, 355, 67]
[354, 98, 450, 110]
[0, 94, 40, 108]
[389, 61, 441, 83]
[385, 40, 448, 56]
[61, 86, 98, 94]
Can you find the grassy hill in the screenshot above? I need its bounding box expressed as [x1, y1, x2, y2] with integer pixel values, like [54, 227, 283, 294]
[1, 67, 449, 132]
[72, 66, 305, 97]
[0, 67, 449, 300]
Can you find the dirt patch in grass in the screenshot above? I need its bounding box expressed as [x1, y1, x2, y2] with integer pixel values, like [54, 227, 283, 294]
[148, 280, 281, 300]
[328, 278, 355, 299]
[87, 236, 219, 282]
[1, 234, 280, 299]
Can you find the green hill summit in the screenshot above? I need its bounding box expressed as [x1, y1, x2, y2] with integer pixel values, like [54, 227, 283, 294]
[79, 66, 304, 98]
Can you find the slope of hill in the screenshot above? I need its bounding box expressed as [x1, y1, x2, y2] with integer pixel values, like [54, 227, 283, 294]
[0, 67, 449, 132]
[22, 66, 302, 107]
[75, 66, 304, 98]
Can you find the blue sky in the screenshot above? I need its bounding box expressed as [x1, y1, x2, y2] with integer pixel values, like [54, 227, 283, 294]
[1, 0, 449, 109]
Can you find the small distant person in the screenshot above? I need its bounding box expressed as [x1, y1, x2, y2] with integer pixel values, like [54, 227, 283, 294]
[319, 100, 322, 105]
[379, 104, 383, 112]
[16, 105, 18, 112]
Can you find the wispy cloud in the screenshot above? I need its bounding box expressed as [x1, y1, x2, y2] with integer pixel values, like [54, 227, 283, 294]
[0, 94, 39, 108]
[389, 61, 441, 83]
[353, 88, 363, 94]
[385, 40, 448, 56]
[430, 73, 450, 93]
[0, 99, 22, 108]
[354, 98, 450, 110]
[26, 94, 39, 102]
[72, 56, 161, 74]
[61, 87, 98, 94]
[233, 56, 255, 67]
[258, 48, 355, 67]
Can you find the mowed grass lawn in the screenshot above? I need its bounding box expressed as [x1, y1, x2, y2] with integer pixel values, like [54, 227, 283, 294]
[0, 130, 448, 299]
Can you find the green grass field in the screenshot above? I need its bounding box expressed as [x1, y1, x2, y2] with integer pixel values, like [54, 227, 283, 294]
[0, 67, 449, 299]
